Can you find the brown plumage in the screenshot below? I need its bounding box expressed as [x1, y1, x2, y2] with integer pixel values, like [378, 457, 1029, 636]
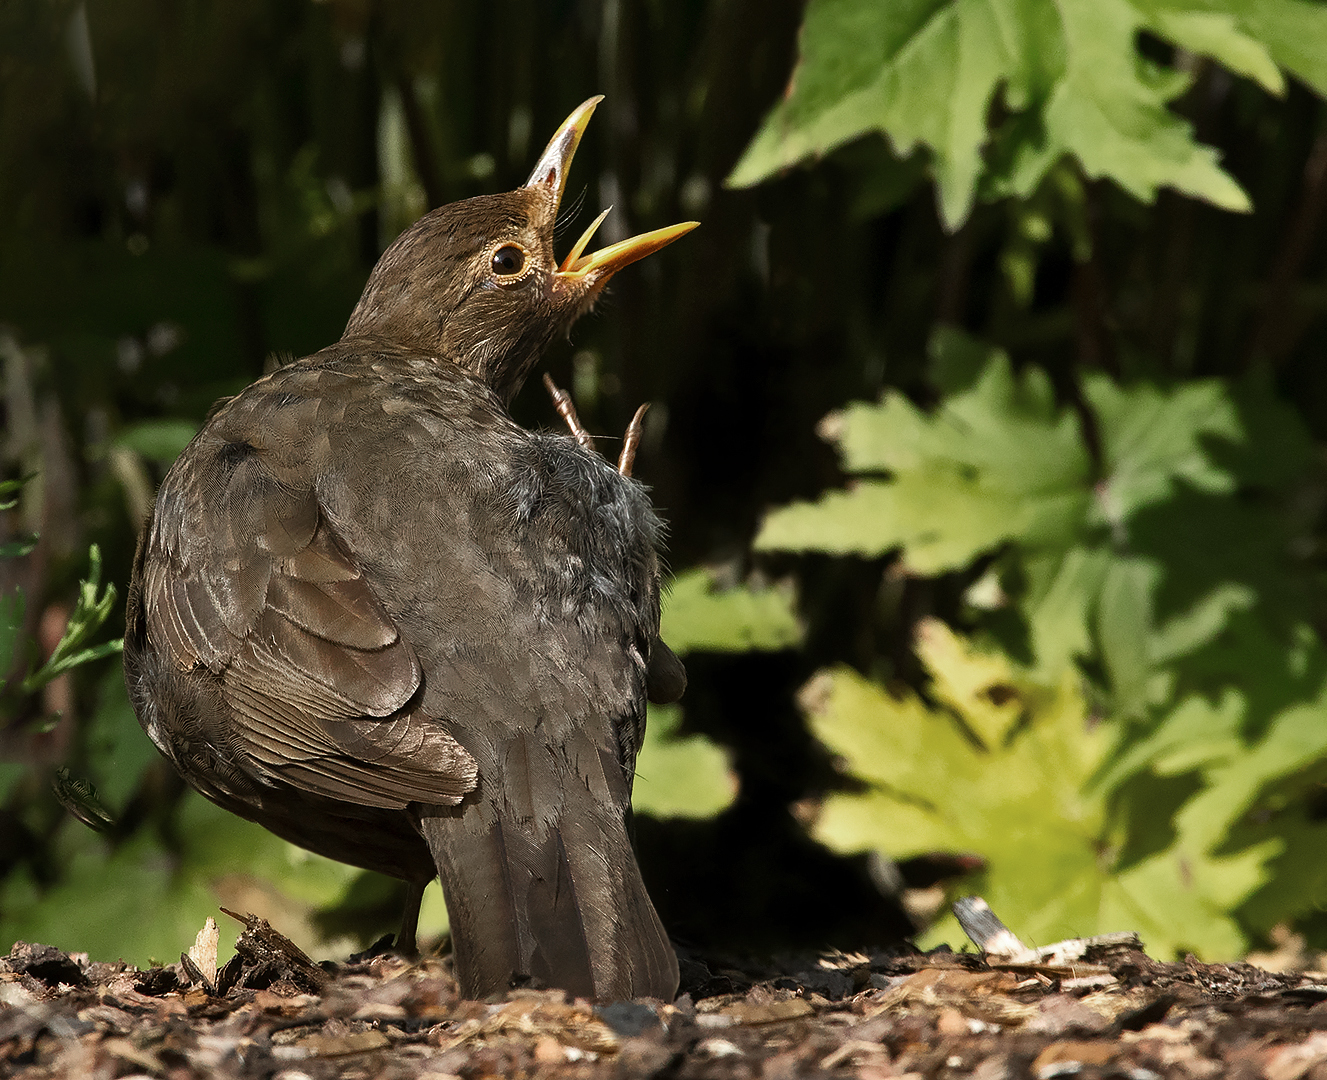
[123, 98, 695, 1001]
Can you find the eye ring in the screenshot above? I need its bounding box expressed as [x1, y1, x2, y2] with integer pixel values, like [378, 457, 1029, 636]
[491, 244, 528, 278]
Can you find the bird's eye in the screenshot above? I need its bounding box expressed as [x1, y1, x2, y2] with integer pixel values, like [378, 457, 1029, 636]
[491, 245, 527, 276]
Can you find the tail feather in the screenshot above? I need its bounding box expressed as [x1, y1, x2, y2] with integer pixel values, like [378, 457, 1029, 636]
[416, 739, 677, 1001]
[522, 826, 597, 994]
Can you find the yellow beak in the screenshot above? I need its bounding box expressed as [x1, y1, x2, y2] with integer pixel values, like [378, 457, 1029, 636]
[525, 97, 699, 287]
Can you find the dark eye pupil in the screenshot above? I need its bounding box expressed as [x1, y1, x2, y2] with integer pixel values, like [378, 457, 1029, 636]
[492, 246, 525, 275]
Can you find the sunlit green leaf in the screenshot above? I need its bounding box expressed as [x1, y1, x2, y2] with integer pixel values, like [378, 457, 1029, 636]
[661, 568, 802, 653]
[633, 704, 738, 820]
[1087, 375, 1241, 526]
[1097, 556, 1161, 718]
[1139, 8, 1284, 94]
[724, 0, 1324, 226]
[759, 330, 1327, 949]
[1149, 0, 1327, 96]
[1020, 546, 1110, 678]
[1176, 686, 1327, 852]
[805, 619, 1259, 957]
[757, 339, 1090, 572]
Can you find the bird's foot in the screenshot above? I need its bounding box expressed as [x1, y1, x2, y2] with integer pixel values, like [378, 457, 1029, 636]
[542, 373, 595, 452]
[542, 374, 650, 478]
[616, 402, 649, 478]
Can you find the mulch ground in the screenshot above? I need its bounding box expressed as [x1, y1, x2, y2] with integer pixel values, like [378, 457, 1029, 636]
[4, 917, 1327, 1079]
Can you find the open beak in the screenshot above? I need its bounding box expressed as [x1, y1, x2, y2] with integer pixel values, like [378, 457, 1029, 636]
[525, 96, 699, 288]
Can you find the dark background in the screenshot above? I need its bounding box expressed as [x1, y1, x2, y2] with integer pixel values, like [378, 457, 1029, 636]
[2, 0, 1325, 957]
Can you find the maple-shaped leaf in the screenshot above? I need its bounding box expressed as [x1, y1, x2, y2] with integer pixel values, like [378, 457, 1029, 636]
[755, 333, 1090, 573]
[727, 0, 1327, 227]
[802, 618, 1261, 957]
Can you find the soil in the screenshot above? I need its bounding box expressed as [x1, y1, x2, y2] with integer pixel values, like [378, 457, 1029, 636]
[4, 917, 1327, 1079]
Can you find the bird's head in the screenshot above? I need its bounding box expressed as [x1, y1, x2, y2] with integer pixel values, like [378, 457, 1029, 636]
[343, 97, 697, 405]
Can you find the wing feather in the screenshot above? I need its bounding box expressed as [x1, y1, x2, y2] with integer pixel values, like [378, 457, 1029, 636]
[144, 428, 477, 810]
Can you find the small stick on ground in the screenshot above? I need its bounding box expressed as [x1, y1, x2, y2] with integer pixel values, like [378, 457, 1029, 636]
[954, 895, 1142, 971]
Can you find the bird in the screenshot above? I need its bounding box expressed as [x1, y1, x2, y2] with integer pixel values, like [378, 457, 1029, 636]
[122, 96, 696, 1002]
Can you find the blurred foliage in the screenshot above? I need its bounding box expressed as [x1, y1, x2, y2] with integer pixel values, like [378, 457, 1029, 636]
[3, 0, 1327, 966]
[632, 704, 737, 821]
[660, 566, 802, 653]
[758, 334, 1091, 571]
[801, 619, 1258, 959]
[729, 0, 1327, 227]
[744, 6, 1327, 957]
[16, 545, 121, 696]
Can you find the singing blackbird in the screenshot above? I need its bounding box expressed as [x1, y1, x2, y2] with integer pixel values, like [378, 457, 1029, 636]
[123, 97, 696, 1001]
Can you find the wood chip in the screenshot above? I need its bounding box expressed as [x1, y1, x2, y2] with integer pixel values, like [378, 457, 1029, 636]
[296, 1029, 391, 1057]
[1032, 1039, 1120, 1074]
[819, 1038, 889, 1069]
[953, 895, 1143, 970]
[188, 916, 219, 987]
[721, 998, 814, 1024]
[101, 1036, 165, 1073]
[4, 932, 1323, 1079]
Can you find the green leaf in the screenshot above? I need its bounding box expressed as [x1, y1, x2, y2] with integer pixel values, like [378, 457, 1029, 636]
[1176, 685, 1327, 852]
[1021, 545, 1110, 677]
[757, 338, 1090, 572]
[112, 419, 199, 464]
[758, 326, 1327, 947]
[660, 568, 802, 653]
[21, 544, 123, 694]
[1146, 0, 1327, 97]
[0, 792, 371, 966]
[632, 704, 738, 820]
[1138, 8, 1284, 95]
[1095, 689, 1243, 794]
[0, 473, 36, 512]
[1096, 840, 1269, 958]
[728, 0, 1281, 227]
[1097, 556, 1161, 718]
[1087, 375, 1242, 525]
[727, 0, 1017, 227]
[0, 536, 38, 559]
[1035, 0, 1250, 212]
[1237, 813, 1327, 939]
[804, 618, 1258, 957]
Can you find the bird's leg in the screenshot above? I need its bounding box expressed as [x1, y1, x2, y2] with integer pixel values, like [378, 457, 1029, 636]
[617, 402, 650, 478]
[542, 373, 595, 452]
[544, 372, 650, 478]
[396, 878, 426, 956]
